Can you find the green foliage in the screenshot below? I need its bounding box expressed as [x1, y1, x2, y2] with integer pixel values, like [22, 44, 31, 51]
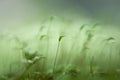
[79, 24, 87, 31]
[0, 19, 120, 80]
[23, 50, 37, 60]
[58, 36, 64, 42]
[40, 35, 48, 40]
[103, 37, 115, 43]
[65, 65, 80, 77]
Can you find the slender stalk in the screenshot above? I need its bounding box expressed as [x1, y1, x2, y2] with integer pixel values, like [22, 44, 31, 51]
[90, 56, 94, 75]
[75, 26, 96, 67]
[103, 37, 115, 71]
[53, 36, 64, 73]
[108, 43, 113, 72]
[42, 16, 54, 71]
[16, 59, 41, 80]
[53, 41, 60, 73]
[67, 24, 86, 64]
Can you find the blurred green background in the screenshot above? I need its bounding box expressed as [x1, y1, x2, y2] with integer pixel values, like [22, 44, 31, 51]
[0, 0, 120, 80]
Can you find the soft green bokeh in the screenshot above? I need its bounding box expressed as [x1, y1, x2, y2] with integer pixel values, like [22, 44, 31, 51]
[0, 0, 120, 80]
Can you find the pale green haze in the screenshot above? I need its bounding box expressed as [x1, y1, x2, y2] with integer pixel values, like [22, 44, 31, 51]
[0, 0, 120, 80]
